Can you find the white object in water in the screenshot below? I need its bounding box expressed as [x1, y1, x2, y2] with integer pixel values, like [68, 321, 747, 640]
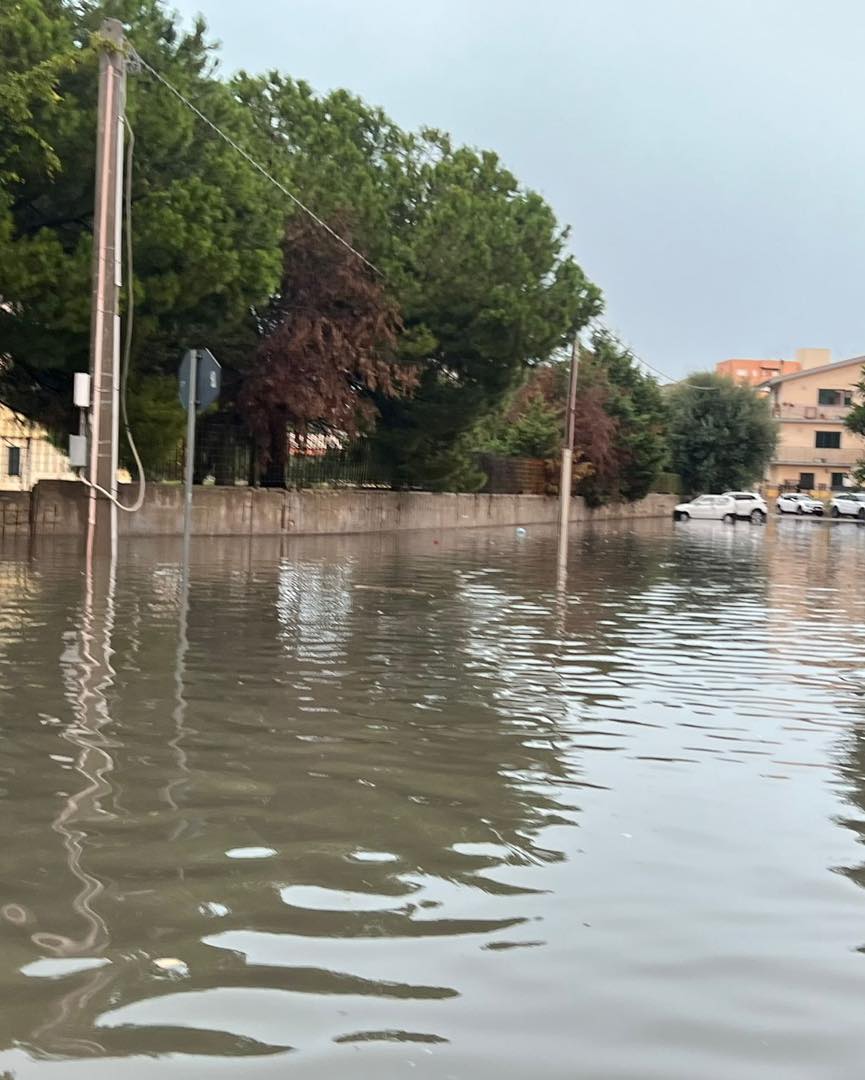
[225, 846, 276, 860]
[152, 957, 189, 978]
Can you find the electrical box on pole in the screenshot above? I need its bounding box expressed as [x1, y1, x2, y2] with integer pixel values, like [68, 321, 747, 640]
[73, 373, 92, 409]
[69, 435, 88, 468]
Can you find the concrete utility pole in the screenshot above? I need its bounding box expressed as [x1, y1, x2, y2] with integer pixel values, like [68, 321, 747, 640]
[556, 332, 580, 572]
[87, 19, 126, 559]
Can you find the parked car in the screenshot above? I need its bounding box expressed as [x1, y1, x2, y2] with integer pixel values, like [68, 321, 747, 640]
[673, 494, 738, 522]
[724, 491, 768, 522]
[830, 491, 865, 519]
[776, 493, 825, 516]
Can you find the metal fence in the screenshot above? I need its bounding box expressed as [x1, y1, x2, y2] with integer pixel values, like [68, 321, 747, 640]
[149, 418, 395, 489]
[476, 453, 547, 495]
[148, 418, 557, 494]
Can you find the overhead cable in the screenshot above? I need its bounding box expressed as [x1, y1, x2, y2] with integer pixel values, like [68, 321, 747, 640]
[129, 47, 383, 276]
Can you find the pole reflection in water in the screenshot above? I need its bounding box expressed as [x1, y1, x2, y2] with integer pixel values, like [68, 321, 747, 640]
[25, 547, 118, 1058]
[161, 536, 192, 817]
[35, 554, 116, 957]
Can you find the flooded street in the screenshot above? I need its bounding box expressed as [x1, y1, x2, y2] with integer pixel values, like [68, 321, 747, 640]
[3, 518, 865, 1078]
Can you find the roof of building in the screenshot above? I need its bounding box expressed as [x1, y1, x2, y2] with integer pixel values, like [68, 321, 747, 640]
[761, 355, 865, 388]
[718, 358, 789, 366]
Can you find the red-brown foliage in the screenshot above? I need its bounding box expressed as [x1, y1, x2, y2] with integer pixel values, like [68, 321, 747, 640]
[239, 216, 416, 466]
[572, 382, 619, 489]
[508, 362, 619, 493]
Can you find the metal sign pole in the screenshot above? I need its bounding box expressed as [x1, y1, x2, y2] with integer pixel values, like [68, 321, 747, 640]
[178, 345, 219, 561]
[182, 349, 198, 559]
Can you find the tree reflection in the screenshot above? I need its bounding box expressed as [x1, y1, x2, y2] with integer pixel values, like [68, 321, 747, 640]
[1, 523, 792, 1063]
[0, 533, 590, 1060]
[833, 725, 865, 898]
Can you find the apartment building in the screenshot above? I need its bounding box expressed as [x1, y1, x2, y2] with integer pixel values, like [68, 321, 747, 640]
[760, 350, 865, 492]
[716, 357, 801, 385]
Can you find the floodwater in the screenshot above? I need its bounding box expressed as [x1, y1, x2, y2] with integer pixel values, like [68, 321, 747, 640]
[2, 519, 865, 1078]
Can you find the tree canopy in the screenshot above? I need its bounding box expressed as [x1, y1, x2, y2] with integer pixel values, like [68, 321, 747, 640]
[576, 332, 668, 503]
[667, 374, 777, 494]
[844, 368, 865, 484]
[2, 0, 602, 487]
[239, 215, 414, 476]
[1, 1, 285, 435]
[474, 332, 667, 502]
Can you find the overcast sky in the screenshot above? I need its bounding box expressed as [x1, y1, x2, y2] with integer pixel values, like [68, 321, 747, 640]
[172, 0, 865, 378]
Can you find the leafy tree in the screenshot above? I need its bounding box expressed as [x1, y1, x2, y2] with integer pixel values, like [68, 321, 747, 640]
[122, 373, 185, 473]
[845, 368, 865, 484]
[577, 332, 667, 503]
[0, 0, 73, 184]
[486, 384, 611, 494]
[1, 0, 283, 434]
[476, 335, 666, 503]
[471, 366, 561, 457]
[500, 395, 562, 459]
[371, 142, 601, 490]
[232, 80, 603, 489]
[667, 373, 777, 494]
[238, 215, 413, 482]
[2, 1, 601, 490]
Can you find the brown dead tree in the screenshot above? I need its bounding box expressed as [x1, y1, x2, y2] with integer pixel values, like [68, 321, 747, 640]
[239, 216, 415, 484]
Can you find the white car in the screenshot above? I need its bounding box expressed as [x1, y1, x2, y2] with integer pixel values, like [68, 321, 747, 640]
[724, 491, 768, 522]
[830, 491, 865, 519]
[777, 493, 825, 516]
[673, 494, 738, 522]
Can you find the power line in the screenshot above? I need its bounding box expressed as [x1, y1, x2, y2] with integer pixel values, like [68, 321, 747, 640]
[129, 46, 720, 391]
[590, 318, 723, 389]
[128, 47, 383, 277]
[590, 318, 676, 383]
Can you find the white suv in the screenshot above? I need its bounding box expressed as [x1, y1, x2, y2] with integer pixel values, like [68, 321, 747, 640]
[723, 491, 768, 523]
[830, 491, 865, 519]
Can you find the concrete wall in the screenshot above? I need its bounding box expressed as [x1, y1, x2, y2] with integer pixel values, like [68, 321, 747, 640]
[24, 481, 676, 540]
[0, 491, 30, 539]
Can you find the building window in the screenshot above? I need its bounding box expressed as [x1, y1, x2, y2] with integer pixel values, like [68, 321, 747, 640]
[831, 472, 847, 489]
[818, 389, 854, 406]
[815, 431, 841, 449]
[799, 472, 815, 490]
[7, 446, 21, 477]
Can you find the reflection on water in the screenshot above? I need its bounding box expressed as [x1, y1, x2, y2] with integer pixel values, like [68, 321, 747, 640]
[2, 520, 865, 1077]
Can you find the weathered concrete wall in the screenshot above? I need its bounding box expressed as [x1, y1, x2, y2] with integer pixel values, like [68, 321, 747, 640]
[0, 491, 30, 539]
[23, 481, 676, 539]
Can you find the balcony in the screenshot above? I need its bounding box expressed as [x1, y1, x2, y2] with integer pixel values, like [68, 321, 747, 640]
[772, 446, 854, 466]
[772, 404, 851, 422]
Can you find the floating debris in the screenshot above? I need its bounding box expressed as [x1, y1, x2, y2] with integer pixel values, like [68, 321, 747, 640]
[22, 957, 110, 978]
[353, 585, 429, 596]
[152, 957, 189, 978]
[225, 846, 276, 860]
[199, 901, 230, 917]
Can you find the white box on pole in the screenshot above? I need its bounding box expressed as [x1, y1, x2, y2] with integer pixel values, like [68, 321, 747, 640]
[73, 372, 92, 409]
